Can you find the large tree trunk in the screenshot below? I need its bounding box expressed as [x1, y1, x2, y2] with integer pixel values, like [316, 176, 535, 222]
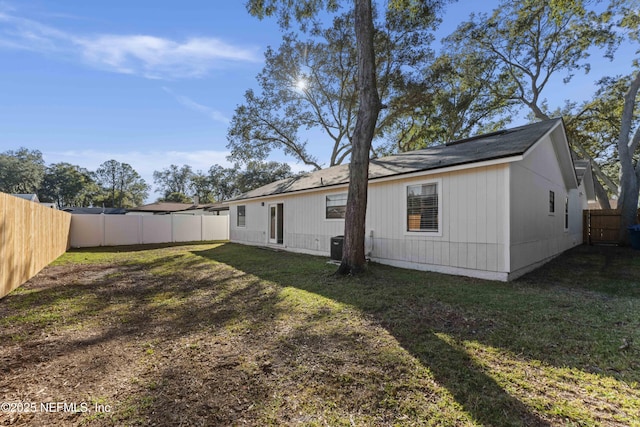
[617, 71, 640, 245]
[336, 0, 380, 275]
[593, 177, 611, 209]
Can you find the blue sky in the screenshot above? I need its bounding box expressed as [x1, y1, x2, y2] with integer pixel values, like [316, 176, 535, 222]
[0, 1, 634, 201]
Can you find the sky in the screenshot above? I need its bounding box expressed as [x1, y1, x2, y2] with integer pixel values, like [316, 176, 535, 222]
[0, 0, 635, 202]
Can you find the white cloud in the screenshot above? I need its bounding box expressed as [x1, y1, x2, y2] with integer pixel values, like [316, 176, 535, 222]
[76, 35, 259, 79]
[0, 2, 16, 14]
[161, 86, 230, 124]
[0, 12, 70, 52]
[0, 10, 260, 79]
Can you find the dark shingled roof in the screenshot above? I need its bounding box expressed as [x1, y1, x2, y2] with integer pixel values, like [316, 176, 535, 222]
[128, 202, 217, 213]
[62, 207, 128, 214]
[230, 118, 563, 202]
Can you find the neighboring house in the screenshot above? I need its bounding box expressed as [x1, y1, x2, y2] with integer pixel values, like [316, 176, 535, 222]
[205, 203, 230, 216]
[226, 118, 597, 281]
[62, 207, 128, 215]
[573, 159, 596, 204]
[11, 194, 40, 203]
[11, 193, 57, 209]
[126, 202, 217, 216]
[587, 199, 618, 210]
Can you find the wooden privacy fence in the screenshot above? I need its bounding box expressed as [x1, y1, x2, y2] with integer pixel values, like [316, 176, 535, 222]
[583, 209, 640, 245]
[69, 214, 229, 248]
[0, 193, 71, 299]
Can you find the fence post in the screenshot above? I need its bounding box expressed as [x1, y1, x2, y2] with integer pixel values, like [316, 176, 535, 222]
[101, 213, 106, 247]
[583, 210, 589, 245]
[138, 214, 143, 245]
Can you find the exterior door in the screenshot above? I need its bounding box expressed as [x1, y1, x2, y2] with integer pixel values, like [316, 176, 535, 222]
[269, 203, 284, 245]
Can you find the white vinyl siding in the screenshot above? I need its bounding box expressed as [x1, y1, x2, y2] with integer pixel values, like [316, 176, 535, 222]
[230, 165, 511, 278]
[367, 168, 507, 274]
[509, 132, 582, 274]
[230, 189, 347, 253]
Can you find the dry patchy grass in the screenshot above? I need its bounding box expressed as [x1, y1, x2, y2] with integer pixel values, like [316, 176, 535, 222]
[0, 242, 638, 426]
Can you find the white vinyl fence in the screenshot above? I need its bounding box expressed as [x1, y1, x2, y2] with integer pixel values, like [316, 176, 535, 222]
[70, 214, 229, 248]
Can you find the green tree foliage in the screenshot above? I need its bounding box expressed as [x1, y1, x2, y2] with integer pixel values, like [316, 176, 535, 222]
[610, 0, 640, 46]
[448, 0, 615, 120]
[229, 5, 437, 169]
[39, 162, 97, 208]
[235, 161, 293, 193]
[0, 148, 46, 194]
[206, 165, 238, 202]
[93, 160, 149, 208]
[445, 0, 619, 205]
[551, 76, 632, 188]
[205, 161, 293, 201]
[153, 164, 195, 202]
[158, 192, 194, 203]
[392, 49, 516, 151]
[190, 171, 217, 204]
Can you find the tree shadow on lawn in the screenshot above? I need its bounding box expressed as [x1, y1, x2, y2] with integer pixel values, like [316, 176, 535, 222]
[0, 251, 287, 426]
[517, 244, 640, 297]
[193, 244, 575, 426]
[3, 242, 637, 425]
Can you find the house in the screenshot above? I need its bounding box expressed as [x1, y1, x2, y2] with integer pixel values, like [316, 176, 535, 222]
[11, 194, 40, 203]
[226, 118, 596, 281]
[205, 202, 230, 216]
[62, 207, 128, 215]
[588, 198, 617, 210]
[11, 193, 57, 209]
[126, 202, 218, 216]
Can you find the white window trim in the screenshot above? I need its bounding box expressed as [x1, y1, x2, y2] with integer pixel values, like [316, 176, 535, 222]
[324, 191, 347, 221]
[266, 200, 285, 245]
[236, 205, 246, 228]
[549, 190, 556, 216]
[403, 178, 443, 237]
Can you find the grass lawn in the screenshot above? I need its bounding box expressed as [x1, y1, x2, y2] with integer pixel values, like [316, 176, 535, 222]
[0, 242, 638, 426]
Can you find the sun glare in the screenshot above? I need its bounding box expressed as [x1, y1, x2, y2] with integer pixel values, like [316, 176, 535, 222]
[295, 78, 308, 91]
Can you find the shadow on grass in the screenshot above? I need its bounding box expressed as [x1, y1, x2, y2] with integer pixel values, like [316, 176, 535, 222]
[517, 244, 640, 297]
[0, 246, 282, 426]
[192, 244, 563, 426]
[3, 242, 637, 425]
[66, 240, 229, 254]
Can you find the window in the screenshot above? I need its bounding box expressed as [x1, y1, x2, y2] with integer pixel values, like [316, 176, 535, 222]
[407, 183, 438, 232]
[564, 197, 569, 229]
[237, 205, 246, 227]
[549, 191, 555, 213]
[326, 193, 347, 219]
